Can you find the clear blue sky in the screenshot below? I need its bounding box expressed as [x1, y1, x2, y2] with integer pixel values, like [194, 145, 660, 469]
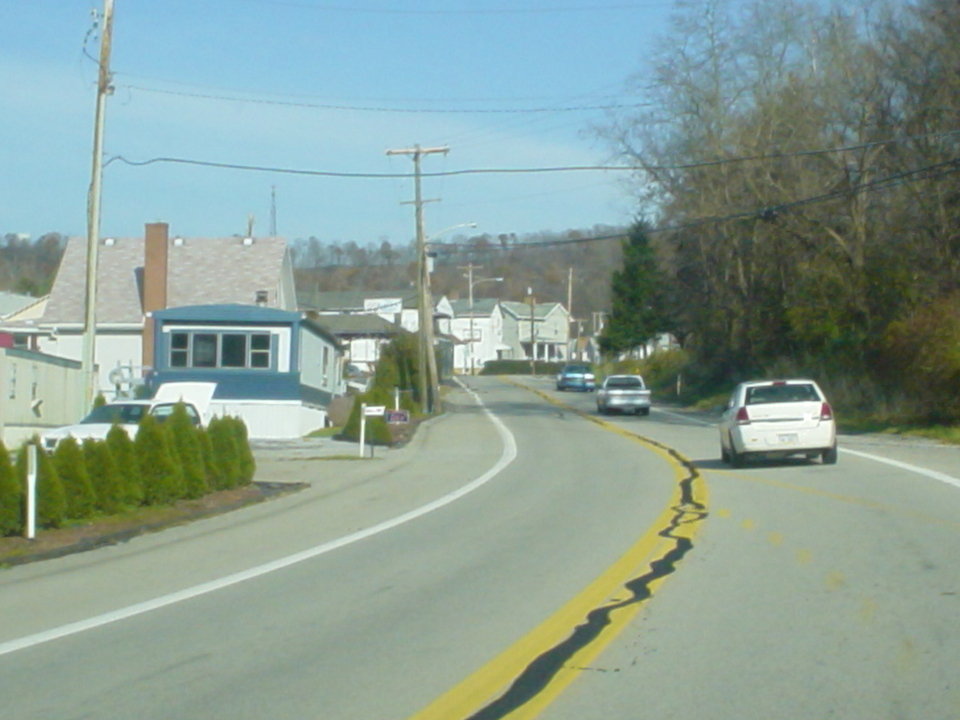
[2, 0, 683, 247]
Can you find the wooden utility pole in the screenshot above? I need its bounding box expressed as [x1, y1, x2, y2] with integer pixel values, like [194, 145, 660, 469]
[82, 0, 115, 408]
[459, 263, 482, 375]
[527, 288, 537, 377]
[385, 144, 448, 413]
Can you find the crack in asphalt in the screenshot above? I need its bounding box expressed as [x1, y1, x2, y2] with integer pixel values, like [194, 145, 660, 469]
[465, 431, 707, 720]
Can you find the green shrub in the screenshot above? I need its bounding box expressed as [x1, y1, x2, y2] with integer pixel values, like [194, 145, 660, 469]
[106, 425, 143, 506]
[228, 417, 255, 485]
[0, 441, 21, 536]
[208, 416, 241, 490]
[168, 403, 209, 499]
[17, 441, 66, 529]
[53, 436, 96, 519]
[136, 414, 185, 505]
[82, 438, 124, 515]
[341, 388, 394, 444]
[197, 428, 220, 490]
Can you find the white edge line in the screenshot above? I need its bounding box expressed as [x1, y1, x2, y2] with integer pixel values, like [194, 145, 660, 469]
[651, 407, 715, 427]
[840, 447, 960, 489]
[0, 380, 517, 658]
[648, 408, 960, 490]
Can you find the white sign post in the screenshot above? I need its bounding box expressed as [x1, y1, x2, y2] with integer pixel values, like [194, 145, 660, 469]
[359, 404, 386, 459]
[26, 444, 37, 540]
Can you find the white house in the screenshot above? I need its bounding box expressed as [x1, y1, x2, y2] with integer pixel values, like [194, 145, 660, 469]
[448, 298, 506, 374]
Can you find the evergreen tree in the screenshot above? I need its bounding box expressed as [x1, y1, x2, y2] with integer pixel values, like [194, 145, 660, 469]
[208, 417, 240, 490]
[136, 415, 184, 505]
[0, 441, 22, 536]
[52, 437, 96, 519]
[197, 427, 220, 491]
[599, 221, 668, 357]
[106, 424, 143, 506]
[229, 417, 256, 486]
[82, 438, 124, 514]
[167, 403, 208, 499]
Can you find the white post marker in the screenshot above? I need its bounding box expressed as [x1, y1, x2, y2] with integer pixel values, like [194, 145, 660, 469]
[358, 403, 366, 458]
[26, 444, 37, 540]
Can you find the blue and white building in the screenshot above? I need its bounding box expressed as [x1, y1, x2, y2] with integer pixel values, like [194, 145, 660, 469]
[148, 304, 343, 439]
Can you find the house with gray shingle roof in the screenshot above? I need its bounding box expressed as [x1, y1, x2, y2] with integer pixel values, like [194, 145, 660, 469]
[0, 223, 343, 437]
[13, 223, 297, 395]
[301, 288, 456, 376]
[308, 312, 407, 373]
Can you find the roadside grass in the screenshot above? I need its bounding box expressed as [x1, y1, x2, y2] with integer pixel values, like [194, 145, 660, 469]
[838, 416, 960, 444]
[306, 425, 342, 438]
[652, 386, 960, 446]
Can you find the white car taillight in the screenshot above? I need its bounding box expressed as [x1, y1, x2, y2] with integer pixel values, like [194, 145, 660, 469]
[735, 406, 751, 425]
[820, 402, 834, 421]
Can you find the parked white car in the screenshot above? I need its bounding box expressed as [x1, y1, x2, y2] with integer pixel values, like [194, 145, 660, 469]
[40, 400, 201, 451]
[719, 379, 837, 467]
[40, 382, 215, 451]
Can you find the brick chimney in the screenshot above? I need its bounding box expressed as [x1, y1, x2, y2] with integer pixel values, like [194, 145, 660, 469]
[142, 222, 169, 369]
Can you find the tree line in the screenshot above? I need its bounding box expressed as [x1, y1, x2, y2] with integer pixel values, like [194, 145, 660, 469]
[600, 0, 960, 422]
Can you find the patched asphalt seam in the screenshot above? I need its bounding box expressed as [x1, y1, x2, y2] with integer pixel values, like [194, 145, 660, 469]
[466, 382, 708, 719]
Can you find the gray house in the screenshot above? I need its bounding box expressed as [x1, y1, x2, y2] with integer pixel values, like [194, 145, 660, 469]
[500, 301, 571, 363]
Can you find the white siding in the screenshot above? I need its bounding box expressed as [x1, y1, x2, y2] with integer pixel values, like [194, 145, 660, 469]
[0, 349, 87, 447]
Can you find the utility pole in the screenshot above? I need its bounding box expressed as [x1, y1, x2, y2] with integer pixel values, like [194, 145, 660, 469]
[82, 0, 115, 408]
[459, 263, 482, 375]
[385, 144, 448, 413]
[567, 266, 574, 361]
[269, 185, 277, 236]
[527, 287, 537, 377]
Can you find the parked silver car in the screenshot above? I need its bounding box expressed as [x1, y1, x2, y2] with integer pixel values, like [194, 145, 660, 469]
[719, 379, 837, 467]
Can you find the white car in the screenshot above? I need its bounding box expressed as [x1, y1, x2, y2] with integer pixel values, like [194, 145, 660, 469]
[719, 379, 837, 467]
[41, 400, 202, 451]
[40, 382, 215, 451]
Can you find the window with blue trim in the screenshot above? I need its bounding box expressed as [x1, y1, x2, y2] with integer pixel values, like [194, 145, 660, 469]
[169, 331, 274, 370]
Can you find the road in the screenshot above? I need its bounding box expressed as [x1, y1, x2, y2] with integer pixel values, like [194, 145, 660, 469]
[0, 376, 957, 719]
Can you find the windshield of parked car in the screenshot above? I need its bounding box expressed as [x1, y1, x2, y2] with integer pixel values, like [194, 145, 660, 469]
[81, 404, 148, 425]
[606, 376, 643, 388]
[746, 383, 819, 405]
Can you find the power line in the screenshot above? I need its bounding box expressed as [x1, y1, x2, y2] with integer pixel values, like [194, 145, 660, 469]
[235, 0, 669, 15]
[107, 128, 960, 178]
[118, 84, 646, 114]
[430, 156, 960, 251]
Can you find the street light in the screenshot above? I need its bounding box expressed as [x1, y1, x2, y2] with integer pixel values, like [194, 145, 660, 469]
[466, 273, 503, 375]
[426, 222, 477, 273]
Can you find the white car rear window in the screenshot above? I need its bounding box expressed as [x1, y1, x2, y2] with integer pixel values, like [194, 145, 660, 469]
[746, 384, 819, 405]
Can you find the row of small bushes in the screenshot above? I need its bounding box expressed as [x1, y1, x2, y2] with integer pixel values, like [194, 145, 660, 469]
[0, 406, 255, 537]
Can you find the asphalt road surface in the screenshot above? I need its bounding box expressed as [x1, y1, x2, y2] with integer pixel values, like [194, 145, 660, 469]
[1, 376, 957, 720]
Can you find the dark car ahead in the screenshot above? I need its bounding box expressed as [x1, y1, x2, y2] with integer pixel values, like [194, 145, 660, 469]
[556, 364, 596, 391]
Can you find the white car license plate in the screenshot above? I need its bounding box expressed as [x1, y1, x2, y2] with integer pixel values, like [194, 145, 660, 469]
[778, 433, 799, 444]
